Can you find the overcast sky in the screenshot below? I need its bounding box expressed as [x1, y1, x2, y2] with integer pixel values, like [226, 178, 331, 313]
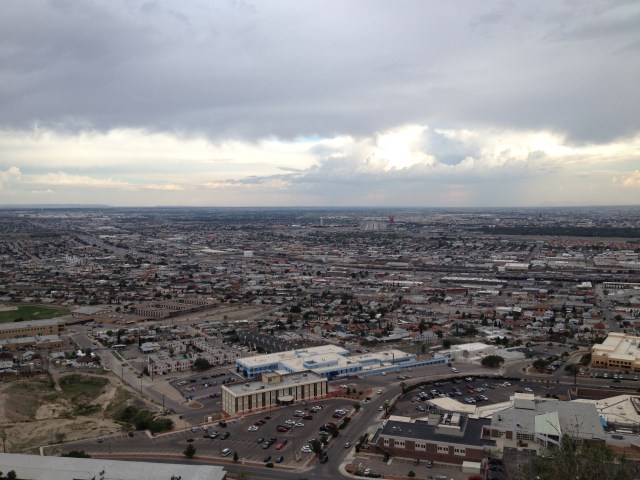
[1, 0, 639, 207]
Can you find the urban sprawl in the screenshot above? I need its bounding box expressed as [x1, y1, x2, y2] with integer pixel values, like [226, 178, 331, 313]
[0, 206, 639, 480]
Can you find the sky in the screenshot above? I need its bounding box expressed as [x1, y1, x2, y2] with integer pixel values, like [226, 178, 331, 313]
[1, 0, 639, 208]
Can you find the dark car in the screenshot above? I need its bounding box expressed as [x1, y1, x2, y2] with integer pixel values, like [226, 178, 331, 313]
[263, 455, 272, 463]
[257, 437, 264, 443]
[222, 431, 230, 440]
[128, 431, 135, 437]
[276, 455, 284, 463]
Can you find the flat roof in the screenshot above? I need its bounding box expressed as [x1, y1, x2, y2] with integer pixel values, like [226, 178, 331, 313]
[381, 417, 495, 448]
[0, 318, 63, 331]
[491, 397, 604, 440]
[593, 333, 640, 359]
[573, 394, 640, 426]
[0, 453, 226, 480]
[237, 344, 348, 368]
[223, 370, 326, 395]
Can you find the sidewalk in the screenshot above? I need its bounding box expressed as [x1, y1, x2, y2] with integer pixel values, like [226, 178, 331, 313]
[342, 452, 466, 480]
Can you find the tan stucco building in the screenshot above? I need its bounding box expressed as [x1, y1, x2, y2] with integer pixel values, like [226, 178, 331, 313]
[591, 332, 640, 372]
[221, 370, 328, 416]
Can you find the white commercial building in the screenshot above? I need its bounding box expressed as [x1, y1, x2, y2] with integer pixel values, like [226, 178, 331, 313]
[235, 344, 415, 379]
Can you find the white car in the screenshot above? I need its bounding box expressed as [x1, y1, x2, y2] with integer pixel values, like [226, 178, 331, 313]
[364, 468, 371, 475]
[295, 422, 304, 428]
[301, 446, 312, 453]
[524, 387, 533, 392]
[248, 425, 258, 432]
[377, 389, 382, 394]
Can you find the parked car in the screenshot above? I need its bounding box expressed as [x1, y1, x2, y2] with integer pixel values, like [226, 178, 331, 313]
[221, 448, 231, 457]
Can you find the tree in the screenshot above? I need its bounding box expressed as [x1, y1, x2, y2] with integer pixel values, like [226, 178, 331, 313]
[61, 450, 90, 458]
[533, 358, 550, 372]
[400, 382, 407, 394]
[353, 403, 361, 412]
[233, 451, 239, 462]
[408, 471, 416, 478]
[193, 357, 212, 371]
[565, 364, 581, 385]
[481, 355, 505, 368]
[309, 438, 323, 455]
[183, 443, 196, 458]
[442, 339, 451, 348]
[6, 471, 17, 480]
[512, 435, 636, 480]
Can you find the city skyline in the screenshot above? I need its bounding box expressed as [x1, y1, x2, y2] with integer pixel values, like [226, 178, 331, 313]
[1, 1, 639, 207]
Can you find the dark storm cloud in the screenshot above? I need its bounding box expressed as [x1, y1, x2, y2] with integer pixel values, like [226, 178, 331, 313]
[0, 0, 639, 143]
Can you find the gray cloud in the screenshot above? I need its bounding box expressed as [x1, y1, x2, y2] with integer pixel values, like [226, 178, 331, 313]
[1, 0, 638, 144]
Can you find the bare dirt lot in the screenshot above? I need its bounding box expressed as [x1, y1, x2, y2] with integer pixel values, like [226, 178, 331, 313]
[0, 371, 154, 453]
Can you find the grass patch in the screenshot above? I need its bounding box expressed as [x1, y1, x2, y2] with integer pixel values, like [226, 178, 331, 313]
[114, 405, 174, 433]
[74, 404, 101, 416]
[104, 386, 133, 417]
[58, 374, 108, 403]
[0, 305, 69, 324]
[111, 350, 124, 362]
[5, 377, 56, 421]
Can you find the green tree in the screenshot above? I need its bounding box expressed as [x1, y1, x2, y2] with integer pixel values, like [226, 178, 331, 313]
[400, 382, 407, 394]
[565, 364, 581, 385]
[193, 357, 212, 371]
[481, 355, 505, 368]
[309, 438, 323, 455]
[408, 471, 416, 478]
[6, 471, 17, 480]
[533, 358, 550, 372]
[233, 451, 239, 462]
[513, 435, 636, 480]
[183, 443, 196, 458]
[61, 450, 90, 458]
[326, 423, 340, 438]
[353, 403, 361, 412]
[442, 339, 451, 349]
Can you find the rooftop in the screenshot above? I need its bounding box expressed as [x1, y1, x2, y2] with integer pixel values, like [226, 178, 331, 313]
[0, 453, 226, 480]
[223, 370, 326, 395]
[381, 416, 495, 448]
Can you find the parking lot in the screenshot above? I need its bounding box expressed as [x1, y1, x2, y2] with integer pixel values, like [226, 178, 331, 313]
[391, 374, 553, 419]
[170, 368, 241, 402]
[56, 397, 360, 466]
